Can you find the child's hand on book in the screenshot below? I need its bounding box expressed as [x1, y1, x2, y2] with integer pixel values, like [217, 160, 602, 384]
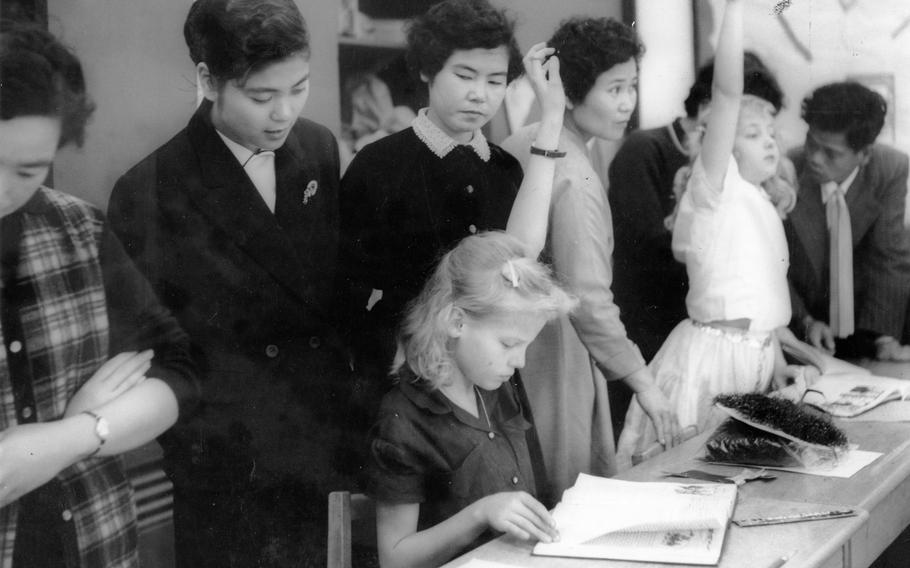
[476, 491, 560, 544]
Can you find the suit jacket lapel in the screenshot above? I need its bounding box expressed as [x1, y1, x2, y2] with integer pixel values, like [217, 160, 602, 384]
[844, 166, 878, 247]
[184, 103, 311, 302]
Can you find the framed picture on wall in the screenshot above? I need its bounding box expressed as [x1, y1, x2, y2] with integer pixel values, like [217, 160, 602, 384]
[847, 73, 896, 144]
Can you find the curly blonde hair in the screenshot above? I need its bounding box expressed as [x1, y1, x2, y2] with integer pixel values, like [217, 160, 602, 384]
[393, 231, 576, 388]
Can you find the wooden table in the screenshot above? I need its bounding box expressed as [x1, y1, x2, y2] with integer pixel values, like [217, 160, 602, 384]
[442, 417, 910, 568]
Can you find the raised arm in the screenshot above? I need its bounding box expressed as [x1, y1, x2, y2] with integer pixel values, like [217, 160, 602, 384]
[698, 0, 743, 191]
[506, 43, 565, 258]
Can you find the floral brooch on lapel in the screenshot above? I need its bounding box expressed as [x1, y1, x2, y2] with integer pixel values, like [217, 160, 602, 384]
[303, 180, 318, 205]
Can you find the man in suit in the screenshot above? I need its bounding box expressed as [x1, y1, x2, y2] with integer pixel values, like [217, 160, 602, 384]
[786, 81, 910, 361]
[107, 1, 359, 566]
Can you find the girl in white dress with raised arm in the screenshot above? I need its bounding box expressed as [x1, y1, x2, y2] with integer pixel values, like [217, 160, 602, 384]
[616, 0, 797, 469]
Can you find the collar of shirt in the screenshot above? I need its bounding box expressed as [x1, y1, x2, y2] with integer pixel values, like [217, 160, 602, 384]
[215, 130, 275, 166]
[821, 166, 860, 203]
[412, 108, 491, 162]
[395, 370, 531, 433]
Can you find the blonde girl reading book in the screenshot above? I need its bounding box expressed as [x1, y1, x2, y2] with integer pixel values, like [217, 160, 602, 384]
[616, 0, 797, 469]
[366, 231, 576, 568]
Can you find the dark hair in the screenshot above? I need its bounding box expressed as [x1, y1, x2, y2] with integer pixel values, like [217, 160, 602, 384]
[184, 0, 309, 85]
[801, 81, 886, 151]
[405, 0, 522, 85]
[0, 20, 94, 147]
[549, 17, 643, 105]
[683, 51, 784, 118]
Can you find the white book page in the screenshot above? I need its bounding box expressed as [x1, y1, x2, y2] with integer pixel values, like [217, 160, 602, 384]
[535, 527, 722, 565]
[546, 475, 735, 545]
[805, 374, 910, 417]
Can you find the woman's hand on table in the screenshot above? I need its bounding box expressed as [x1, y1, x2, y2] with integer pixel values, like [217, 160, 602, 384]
[624, 368, 681, 448]
[636, 384, 681, 448]
[475, 491, 560, 543]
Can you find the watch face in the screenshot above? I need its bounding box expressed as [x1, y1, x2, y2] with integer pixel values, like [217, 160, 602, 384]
[96, 417, 110, 442]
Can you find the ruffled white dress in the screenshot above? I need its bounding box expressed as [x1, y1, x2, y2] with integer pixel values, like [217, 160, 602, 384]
[615, 156, 791, 470]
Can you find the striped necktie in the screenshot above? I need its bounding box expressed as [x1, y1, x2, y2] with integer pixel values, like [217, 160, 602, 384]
[821, 181, 854, 338]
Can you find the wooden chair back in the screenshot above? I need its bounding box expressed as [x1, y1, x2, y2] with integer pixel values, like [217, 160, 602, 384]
[327, 491, 376, 568]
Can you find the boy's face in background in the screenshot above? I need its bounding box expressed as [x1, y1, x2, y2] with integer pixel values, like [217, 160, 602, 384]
[203, 51, 311, 152]
[804, 128, 869, 186]
[0, 116, 60, 217]
[422, 46, 510, 145]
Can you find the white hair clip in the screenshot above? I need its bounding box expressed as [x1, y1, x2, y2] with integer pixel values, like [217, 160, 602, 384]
[503, 260, 519, 288]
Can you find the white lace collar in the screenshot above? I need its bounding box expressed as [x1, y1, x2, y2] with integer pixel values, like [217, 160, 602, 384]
[412, 108, 490, 162]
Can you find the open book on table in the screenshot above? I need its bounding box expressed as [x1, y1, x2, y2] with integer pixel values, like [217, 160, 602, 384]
[533, 474, 737, 565]
[781, 341, 910, 418]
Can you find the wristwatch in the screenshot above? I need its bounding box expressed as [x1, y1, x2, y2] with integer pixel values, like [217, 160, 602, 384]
[82, 410, 109, 457]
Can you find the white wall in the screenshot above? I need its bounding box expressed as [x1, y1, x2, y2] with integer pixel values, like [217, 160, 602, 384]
[697, 0, 910, 156]
[635, 0, 695, 129]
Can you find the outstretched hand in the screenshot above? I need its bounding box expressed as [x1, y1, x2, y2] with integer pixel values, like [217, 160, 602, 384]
[522, 42, 564, 122]
[65, 350, 154, 418]
[476, 491, 560, 544]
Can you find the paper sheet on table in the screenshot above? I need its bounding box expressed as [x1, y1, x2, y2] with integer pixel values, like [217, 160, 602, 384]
[730, 449, 882, 478]
[841, 400, 910, 422]
[457, 561, 525, 568]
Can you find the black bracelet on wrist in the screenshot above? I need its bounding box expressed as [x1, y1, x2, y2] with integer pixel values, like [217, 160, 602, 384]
[529, 145, 566, 158]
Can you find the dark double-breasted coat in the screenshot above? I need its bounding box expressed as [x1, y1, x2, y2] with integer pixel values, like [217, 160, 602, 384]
[108, 102, 360, 502]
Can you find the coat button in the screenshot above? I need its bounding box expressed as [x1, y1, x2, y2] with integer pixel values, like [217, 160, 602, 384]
[308, 336, 321, 349]
[9, 340, 21, 353]
[21, 406, 32, 419]
[511, 476, 519, 485]
[465, 185, 474, 194]
[61, 509, 73, 522]
[265, 344, 279, 358]
[487, 431, 495, 440]
[468, 224, 477, 234]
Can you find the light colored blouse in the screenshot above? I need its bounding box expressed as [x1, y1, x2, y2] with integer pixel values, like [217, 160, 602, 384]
[673, 156, 791, 331]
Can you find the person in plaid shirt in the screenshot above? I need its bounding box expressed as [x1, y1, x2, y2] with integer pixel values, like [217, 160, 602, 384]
[0, 21, 198, 567]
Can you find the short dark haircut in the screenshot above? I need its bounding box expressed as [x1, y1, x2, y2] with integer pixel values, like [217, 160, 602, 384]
[549, 17, 643, 105]
[801, 81, 886, 151]
[405, 0, 522, 85]
[184, 0, 309, 85]
[683, 51, 784, 118]
[0, 20, 94, 147]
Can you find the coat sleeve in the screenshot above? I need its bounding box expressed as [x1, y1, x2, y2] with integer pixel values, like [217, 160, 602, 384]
[856, 151, 910, 338]
[100, 220, 200, 417]
[549, 171, 647, 380]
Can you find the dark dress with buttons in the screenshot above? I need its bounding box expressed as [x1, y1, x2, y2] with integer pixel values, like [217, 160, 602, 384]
[108, 101, 357, 567]
[368, 370, 542, 555]
[338, 127, 522, 393]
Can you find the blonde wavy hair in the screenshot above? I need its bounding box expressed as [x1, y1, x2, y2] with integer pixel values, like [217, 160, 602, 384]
[393, 231, 577, 388]
[664, 96, 796, 230]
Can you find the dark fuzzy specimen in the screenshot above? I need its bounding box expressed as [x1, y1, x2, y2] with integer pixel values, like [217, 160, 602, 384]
[713, 393, 848, 448]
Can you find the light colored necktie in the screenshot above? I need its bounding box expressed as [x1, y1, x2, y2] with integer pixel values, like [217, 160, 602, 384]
[822, 181, 854, 337]
[244, 150, 276, 212]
